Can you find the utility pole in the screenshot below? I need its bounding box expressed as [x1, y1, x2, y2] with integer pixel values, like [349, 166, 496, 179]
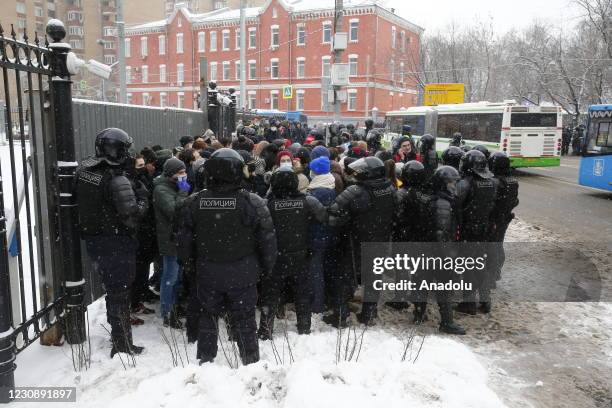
[332, 0, 344, 122]
[116, 0, 127, 104]
[239, 0, 247, 111]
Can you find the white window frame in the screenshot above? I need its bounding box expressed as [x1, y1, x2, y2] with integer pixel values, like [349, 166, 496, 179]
[142, 92, 150, 106]
[222, 61, 230, 80]
[296, 57, 305, 79]
[235, 29, 240, 50]
[270, 90, 279, 110]
[158, 35, 166, 55]
[177, 63, 184, 83]
[248, 60, 256, 80]
[248, 27, 256, 49]
[248, 91, 256, 109]
[35, 6, 44, 17]
[16, 3, 26, 14]
[296, 89, 305, 111]
[210, 62, 218, 81]
[141, 36, 148, 56]
[321, 56, 331, 77]
[400, 62, 405, 83]
[349, 54, 358, 76]
[400, 31, 406, 51]
[270, 58, 279, 79]
[210, 31, 217, 51]
[177, 92, 184, 109]
[160, 92, 167, 108]
[270, 25, 279, 48]
[235, 61, 241, 80]
[159, 64, 166, 82]
[347, 89, 357, 111]
[126, 93, 133, 104]
[391, 26, 397, 49]
[125, 38, 131, 57]
[390, 59, 395, 81]
[222, 29, 230, 51]
[349, 19, 359, 42]
[141, 65, 148, 83]
[126, 66, 131, 84]
[322, 21, 332, 44]
[103, 26, 116, 37]
[296, 24, 305, 46]
[198, 32, 205, 52]
[176, 33, 184, 54]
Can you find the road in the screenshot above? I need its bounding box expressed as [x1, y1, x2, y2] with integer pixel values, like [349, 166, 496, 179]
[513, 155, 612, 242]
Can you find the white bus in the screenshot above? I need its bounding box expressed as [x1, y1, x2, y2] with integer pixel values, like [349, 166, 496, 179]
[385, 101, 563, 167]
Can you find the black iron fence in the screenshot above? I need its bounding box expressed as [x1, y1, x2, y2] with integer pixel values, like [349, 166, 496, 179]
[206, 81, 236, 141]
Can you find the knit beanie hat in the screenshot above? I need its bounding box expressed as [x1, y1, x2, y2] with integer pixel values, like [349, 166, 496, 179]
[311, 145, 330, 161]
[310, 156, 331, 175]
[163, 157, 186, 177]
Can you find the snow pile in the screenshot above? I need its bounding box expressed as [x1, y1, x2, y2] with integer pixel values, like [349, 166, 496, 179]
[15, 299, 505, 408]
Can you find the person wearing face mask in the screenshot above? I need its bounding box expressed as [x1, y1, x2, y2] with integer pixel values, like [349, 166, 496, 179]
[153, 157, 191, 328]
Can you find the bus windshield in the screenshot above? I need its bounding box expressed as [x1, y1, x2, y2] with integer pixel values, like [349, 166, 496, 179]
[585, 119, 612, 155]
[510, 113, 557, 127]
[437, 113, 502, 142]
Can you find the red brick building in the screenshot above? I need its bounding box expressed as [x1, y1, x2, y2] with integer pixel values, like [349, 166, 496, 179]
[124, 0, 422, 123]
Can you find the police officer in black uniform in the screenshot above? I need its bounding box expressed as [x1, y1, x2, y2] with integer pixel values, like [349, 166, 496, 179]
[258, 167, 327, 339]
[419, 134, 438, 179]
[366, 128, 384, 155]
[394, 161, 430, 243]
[325, 157, 396, 327]
[455, 150, 498, 315]
[484, 152, 519, 313]
[449, 132, 464, 147]
[177, 148, 276, 365]
[441, 146, 465, 172]
[76, 128, 149, 358]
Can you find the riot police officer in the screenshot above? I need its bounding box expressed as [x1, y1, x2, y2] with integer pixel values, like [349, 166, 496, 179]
[366, 128, 384, 155]
[449, 132, 464, 147]
[258, 167, 327, 339]
[441, 146, 465, 172]
[456, 150, 498, 315]
[394, 161, 429, 243]
[472, 145, 491, 160]
[177, 148, 277, 365]
[484, 152, 519, 313]
[419, 134, 438, 179]
[76, 128, 149, 358]
[326, 157, 396, 327]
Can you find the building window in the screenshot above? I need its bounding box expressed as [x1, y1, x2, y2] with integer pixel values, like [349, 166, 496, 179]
[270, 26, 279, 47]
[210, 31, 217, 51]
[349, 19, 359, 42]
[296, 58, 305, 78]
[159, 64, 166, 82]
[104, 41, 115, 49]
[235, 29, 240, 49]
[222, 30, 230, 50]
[296, 90, 305, 111]
[322, 22, 332, 43]
[35, 7, 44, 17]
[248, 92, 256, 109]
[160, 92, 167, 108]
[158, 35, 166, 55]
[272, 7, 278, 18]
[222, 61, 230, 80]
[348, 90, 357, 111]
[210, 62, 217, 81]
[214, 0, 225, 9]
[270, 59, 279, 79]
[103, 26, 116, 37]
[235, 61, 241, 80]
[198, 32, 205, 52]
[400, 62, 405, 83]
[104, 55, 116, 65]
[248, 28, 256, 49]
[141, 37, 148, 56]
[349, 55, 358, 76]
[270, 91, 279, 109]
[69, 39, 84, 49]
[124, 38, 131, 57]
[142, 65, 148, 83]
[177, 92, 184, 108]
[126, 66, 131, 84]
[321, 56, 331, 77]
[248, 60, 256, 79]
[297, 25, 305, 46]
[142, 93, 150, 106]
[67, 10, 82, 21]
[391, 26, 396, 49]
[176, 33, 184, 54]
[400, 31, 406, 51]
[16, 3, 26, 14]
[126, 93, 132, 104]
[69, 26, 84, 36]
[177, 63, 184, 83]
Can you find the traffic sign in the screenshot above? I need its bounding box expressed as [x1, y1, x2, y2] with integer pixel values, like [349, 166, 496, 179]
[282, 85, 293, 99]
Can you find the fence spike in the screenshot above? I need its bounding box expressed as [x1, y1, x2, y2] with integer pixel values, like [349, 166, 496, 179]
[10, 24, 16, 41]
[34, 32, 40, 47]
[0, 23, 4, 37]
[23, 28, 28, 44]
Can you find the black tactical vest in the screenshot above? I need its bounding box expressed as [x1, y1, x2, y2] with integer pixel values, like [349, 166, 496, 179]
[353, 180, 396, 244]
[76, 160, 131, 236]
[267, 195, 309, 255]
[462, 176, 496, 238]
[190, 189, 257, 262]
[492, 176, 518, 221]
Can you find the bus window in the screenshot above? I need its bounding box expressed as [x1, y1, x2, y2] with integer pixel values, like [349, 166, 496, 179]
[510, 113, 557, 127]
[403, 115, 425, 135]
[437, 113, 502, 142]
[387, 116, 404, 133]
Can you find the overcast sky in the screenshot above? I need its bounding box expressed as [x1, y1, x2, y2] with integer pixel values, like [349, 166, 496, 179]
[385, 0, 584, 34]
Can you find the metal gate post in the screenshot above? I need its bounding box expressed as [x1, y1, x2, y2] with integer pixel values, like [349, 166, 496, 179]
[207, 81, 219, 136]
[46, 20, 85, 344]
[228, 88, 236, 135]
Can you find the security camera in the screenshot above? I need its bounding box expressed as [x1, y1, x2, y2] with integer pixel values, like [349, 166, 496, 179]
[66, 52, 112, 80]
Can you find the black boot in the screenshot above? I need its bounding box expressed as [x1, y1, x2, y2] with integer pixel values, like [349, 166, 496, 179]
[111, 339, 145, 358]
[413, 302, 428, 324]
[455, 302, 478, 315]
[241, 348, 260, 365]
[438, 303, 466, 335]
[357, 302, 377, 326]
[479, 302, 492, 314]
[257, 307, 275, 340]
[296, 311, 311, 335]
[322, 310, 347, 328]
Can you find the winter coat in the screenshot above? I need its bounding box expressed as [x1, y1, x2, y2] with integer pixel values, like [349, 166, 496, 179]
[153, 175, 188, 256]
[308, 173, 337, 249]
[330, 160, 345, 195]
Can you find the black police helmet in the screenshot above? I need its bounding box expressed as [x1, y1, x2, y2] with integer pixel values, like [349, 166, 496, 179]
[402, 125, 412, 135]
[365, 119, 374, 128]
[348, 156, 386, 181]
[419, 134, 435, 153]
[203, 148, 245, 187]
[489, 152, 511, 176]
[270, 166, 299, 197]
[460, 150, 493, 178]
[441, 146, 464, 170]
[400, 160, 426, 187]
[472, 144, 491, 159]
[431, 165, 461, 195]
[95, 128, 133, 165]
